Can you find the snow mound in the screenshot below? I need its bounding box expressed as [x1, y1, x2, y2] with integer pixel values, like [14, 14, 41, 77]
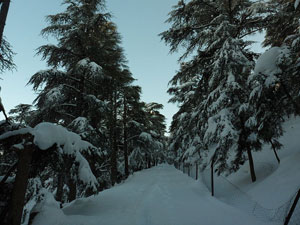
[254, 46, 290, 75]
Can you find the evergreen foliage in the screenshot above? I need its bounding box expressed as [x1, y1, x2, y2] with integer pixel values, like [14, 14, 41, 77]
[247, 0, 300, 163]
[161, 0, 265, 179]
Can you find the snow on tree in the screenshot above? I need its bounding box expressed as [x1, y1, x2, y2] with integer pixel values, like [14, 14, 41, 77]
[8, 104, 33, 126]
[127, 102, 166, 172]
[247, 1, 300, 164]
[0, 121, 98, 225]
[27, 0, 133, 188]
[161, 0, 266, 186]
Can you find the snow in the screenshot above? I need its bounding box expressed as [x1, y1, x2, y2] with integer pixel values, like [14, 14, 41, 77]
[0, 122, 93, 152]
[30, 188, 64, 224]
[247, 117, 300, 207]
[75, 151, 98, 186]
[295, 0, 300, 9]
[254, 47, 290, 76]
[12, 117, 300, 225]
[32, 165, 272, 225]
[0, 127, 31, 140]
[69, 117, 91, 136]
[45, 86, 63, 103]
[12, 143, 24, 150]
[32, 123, 98, 188]
[0, 122, 98, 188]
[76, 58, 103, 76]
[194, 117, 300, 223]
[139, 132, 152, 141]
[32, 122, 91, 152]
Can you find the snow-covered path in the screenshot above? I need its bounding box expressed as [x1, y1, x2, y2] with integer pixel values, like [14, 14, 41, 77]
[33, 164, 276, 225]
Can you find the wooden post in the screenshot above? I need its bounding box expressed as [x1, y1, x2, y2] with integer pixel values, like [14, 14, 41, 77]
[8, 147, 33, 225]
[195, 163, 198, 180]
[247, 148, 256, 182]
[211, 160, 214, 196]
[284, 189, 300, 225]
[188, 165, 190, 176]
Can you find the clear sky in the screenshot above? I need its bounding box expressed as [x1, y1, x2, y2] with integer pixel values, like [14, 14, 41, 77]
[0, 0, 181, 129]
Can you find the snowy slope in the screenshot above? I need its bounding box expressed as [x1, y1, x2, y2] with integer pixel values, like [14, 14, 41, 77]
[32, 165, 274, 225]
[198, 117, 300, 223]
[226, 116, 300, 207]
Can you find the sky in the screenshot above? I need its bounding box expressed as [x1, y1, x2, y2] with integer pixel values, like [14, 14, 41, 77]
[0, 0, 181, 129]
[0, 0, 264, 129]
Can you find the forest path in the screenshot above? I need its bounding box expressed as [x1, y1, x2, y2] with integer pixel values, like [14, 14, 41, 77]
[33, 165, 275, 225]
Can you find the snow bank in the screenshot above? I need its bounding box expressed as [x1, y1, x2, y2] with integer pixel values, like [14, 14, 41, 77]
[30, 189, 65, 225]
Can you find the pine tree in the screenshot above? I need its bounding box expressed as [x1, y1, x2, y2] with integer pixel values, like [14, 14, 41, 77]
[127, 102, 166, 171]
[161, 0, 266, 186]
[27, 0, 138, 187]
[8, 104, 33, 126]
[247, 0, 300, 164]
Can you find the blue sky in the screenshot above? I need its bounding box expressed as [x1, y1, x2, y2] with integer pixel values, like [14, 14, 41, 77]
[0, 0, 181, 129]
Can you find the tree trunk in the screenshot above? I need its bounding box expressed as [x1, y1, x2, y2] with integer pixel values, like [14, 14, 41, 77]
[123, 97, 129, 178]
[68, 179, 76, 202]
[269, 139, 280, 164]
[284, 189, 300, 225]
[0, 0, 10, 46]
[110, 90, 118, 185]
[247, 147, 256, 182]
[8, 148, 33, 225]
[55, 172, 64, 203]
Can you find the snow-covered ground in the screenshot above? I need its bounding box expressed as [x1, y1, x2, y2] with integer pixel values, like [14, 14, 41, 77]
[33, 164, 275, 225]
[32, 117, 300, 225]
[199, 117, 300, 224]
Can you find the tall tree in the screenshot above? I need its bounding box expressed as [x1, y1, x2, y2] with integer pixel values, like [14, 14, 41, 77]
[0, 0, 14, 121]
[27, 0, 134, 192]
[161, 0, 266, 186]
[0, 0, 10, 46]
[247, 0, 300, 165]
